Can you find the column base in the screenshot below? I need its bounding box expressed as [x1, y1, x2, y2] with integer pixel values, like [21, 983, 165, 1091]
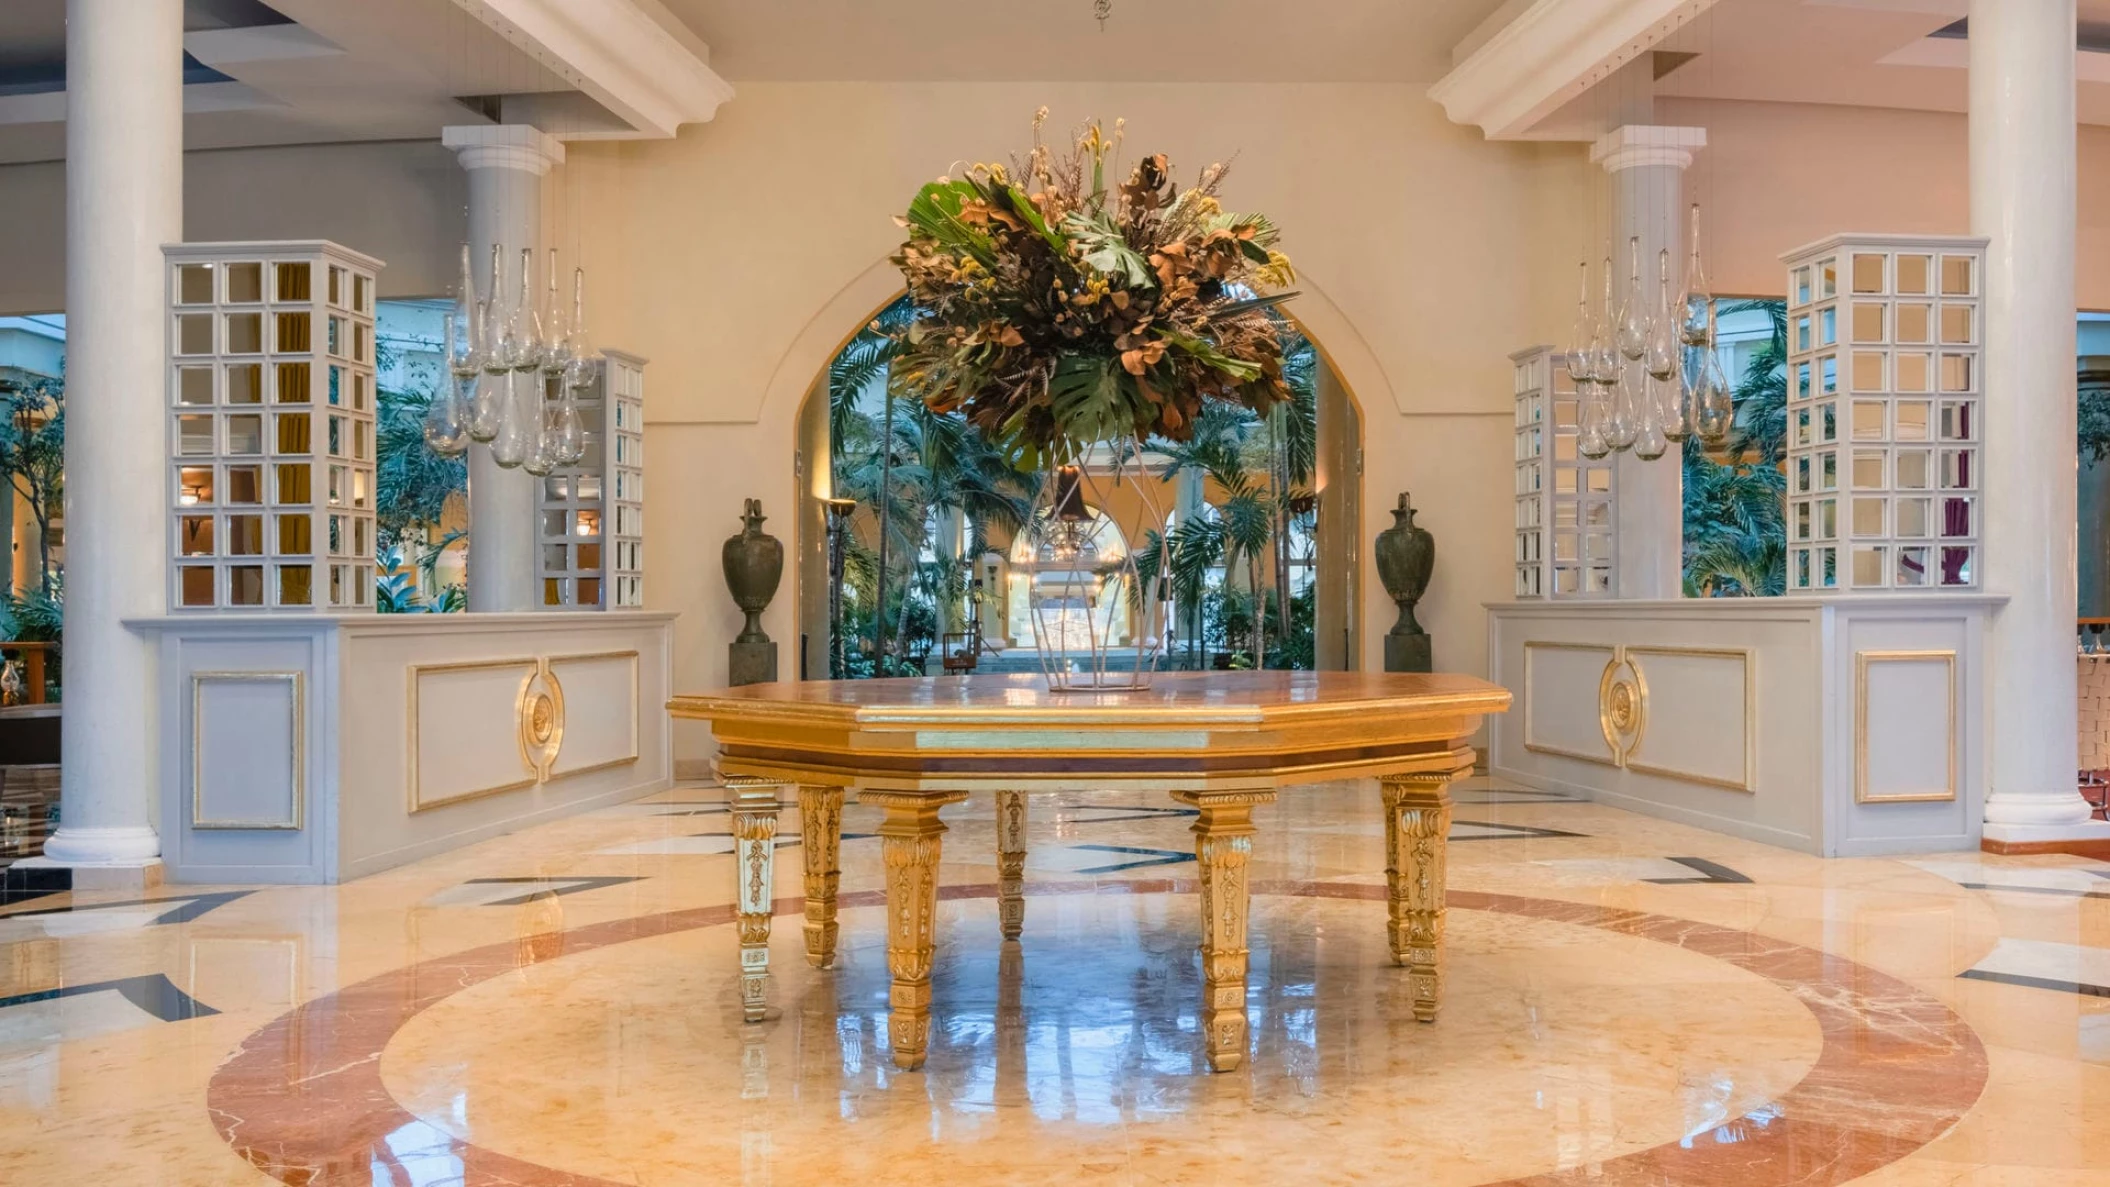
[1982, 820, 2110, 860]
[12, 853, 164, 891]
[1984, 791, 2099, 828]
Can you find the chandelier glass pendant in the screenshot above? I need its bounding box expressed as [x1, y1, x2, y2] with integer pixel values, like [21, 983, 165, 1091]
[1599, 253, 1639, 453]
[1563, 203, 1727, 461]
[428, 241, 603, 472]
[1568, 262, 1613, 460]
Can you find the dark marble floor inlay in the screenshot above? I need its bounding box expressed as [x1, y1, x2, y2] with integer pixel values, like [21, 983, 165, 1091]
[1066, 844, 1195, 874]
[1644, 857, 1754, 885]
[0, 889, 252, 923]
[1957, 969, 2110, 998]
[0, 863, 71, 907]
[0, 973, 219, 1021]
[458, 878, 643, 906]
[1448, 819, 1587, 841]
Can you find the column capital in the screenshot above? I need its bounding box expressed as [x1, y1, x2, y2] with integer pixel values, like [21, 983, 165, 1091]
[441, 124, 566, 175]
[1590, 125, 1707, 173]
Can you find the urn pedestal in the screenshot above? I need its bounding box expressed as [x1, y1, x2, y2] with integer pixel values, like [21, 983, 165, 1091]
[723, 500, 783, 686]
[1375, 493, 1435, 674]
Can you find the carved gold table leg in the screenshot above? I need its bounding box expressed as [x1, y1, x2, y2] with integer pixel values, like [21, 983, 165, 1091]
[798, 784, 845, 969]
[1380, 773, 1454, 1023]
[865, 789, 965, 1071]
[995, 789, 1027, 941]
[727, 777, 784, 1023]
[1172, 788, 1276, 1073]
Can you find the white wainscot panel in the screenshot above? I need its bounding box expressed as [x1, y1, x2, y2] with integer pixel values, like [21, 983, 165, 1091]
[1489, 596, 1997, 857]
[1856, 650, 1957, 804]
[548, 651, 641, 778]
[1624, 648, 1755, 793]
[192, 671, 304, 829]
[1522, 642, 1616, 765]
[409, 660, 540, 811]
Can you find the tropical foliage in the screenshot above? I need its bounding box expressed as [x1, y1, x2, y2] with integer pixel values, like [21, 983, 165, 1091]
[827, 296, 1320, 676]
[0, 374, 64, 596]
[1683, 300, 1788, 596]
[889, 110, 1297, 463]
[377, 537, 467, 613]
[372, 329, 467, 612]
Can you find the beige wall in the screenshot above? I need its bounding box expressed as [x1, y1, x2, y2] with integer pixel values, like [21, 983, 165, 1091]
[0, 139, 467, 313]
[1667, 96, 2110, 309]
[562, 82, 1585, 758]
[15, 89, 2110, 765]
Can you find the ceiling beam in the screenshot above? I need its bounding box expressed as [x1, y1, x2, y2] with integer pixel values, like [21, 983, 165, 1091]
[1428, 0, 1720, 140]
[450, 0, 734, 139]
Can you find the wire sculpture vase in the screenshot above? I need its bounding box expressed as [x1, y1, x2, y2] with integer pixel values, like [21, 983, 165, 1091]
[1020, 442, 1172, 691]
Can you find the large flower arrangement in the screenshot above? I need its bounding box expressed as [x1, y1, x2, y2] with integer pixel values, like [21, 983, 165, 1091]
[889, 111, 1296, 464]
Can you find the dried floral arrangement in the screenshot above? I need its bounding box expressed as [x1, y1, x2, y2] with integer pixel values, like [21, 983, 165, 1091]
[888, 110, 1297, 464]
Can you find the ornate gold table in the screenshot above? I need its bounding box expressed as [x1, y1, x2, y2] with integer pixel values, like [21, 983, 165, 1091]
[668, 671, 1511, 1073]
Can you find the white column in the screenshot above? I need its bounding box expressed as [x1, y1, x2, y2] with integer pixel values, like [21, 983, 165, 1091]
[1593, 125, 1705, 600]
[1974, 0, 2104, 840]
[442, 125, 564, 613]
[40, 0, 184, 870]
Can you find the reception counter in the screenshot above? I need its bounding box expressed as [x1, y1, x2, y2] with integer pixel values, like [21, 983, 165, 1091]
[133, 612, 675, 883]
[1486, 596, 2003, 857]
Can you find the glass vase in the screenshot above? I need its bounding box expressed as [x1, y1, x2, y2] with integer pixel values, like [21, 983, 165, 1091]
[1020, 442, 1170, 691]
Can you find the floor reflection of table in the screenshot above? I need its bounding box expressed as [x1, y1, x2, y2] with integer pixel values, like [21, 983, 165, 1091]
[668, 671, 1512, 1073]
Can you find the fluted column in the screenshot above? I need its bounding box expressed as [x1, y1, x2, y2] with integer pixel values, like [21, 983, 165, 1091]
[1972, 0, 2105, 843]
[441, 125, 564, 612]
[41, 0, 184, 871]
[1593, 125, 1705, 599]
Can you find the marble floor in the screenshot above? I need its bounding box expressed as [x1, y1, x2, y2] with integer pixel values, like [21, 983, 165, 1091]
[2, 778, 2107, 1185]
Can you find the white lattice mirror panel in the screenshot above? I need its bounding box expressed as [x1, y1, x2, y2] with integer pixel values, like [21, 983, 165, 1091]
[1782, 234, 1985, 593]
[167, 242, 382, 612]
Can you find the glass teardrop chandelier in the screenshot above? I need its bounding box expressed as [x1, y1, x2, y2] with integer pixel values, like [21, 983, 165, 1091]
[1564, 204, 1723, 464]
[442, 241, 601, 475]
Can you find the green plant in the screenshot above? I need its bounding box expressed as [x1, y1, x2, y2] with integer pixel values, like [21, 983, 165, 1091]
[889, 110, 1296, 463]
[0, 375, 64, 596]
[375, 384, 467, 551]
[0, 580, 62, 643]
[1684, 299, 1789, 597]
[375, 538, 465, 614]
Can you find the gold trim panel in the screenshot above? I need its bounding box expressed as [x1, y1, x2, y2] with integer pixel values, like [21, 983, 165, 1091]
[406, 658, 540, 813]
[547, 650, 640, 778]
[1521, 641, 1620, 767]
[191, 671, 305, 831]
[1621, 646, 1758, 794]
[1854, 649, 1958, 804]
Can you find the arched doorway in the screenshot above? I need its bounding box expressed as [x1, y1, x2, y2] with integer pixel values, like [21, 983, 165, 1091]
[790, 294, 1363, 679]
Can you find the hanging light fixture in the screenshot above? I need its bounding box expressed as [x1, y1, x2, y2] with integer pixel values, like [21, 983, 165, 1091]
[1693, 303, 1734, 446]
[424, 310, 471, 456]
[1680, 203, 1714, 347]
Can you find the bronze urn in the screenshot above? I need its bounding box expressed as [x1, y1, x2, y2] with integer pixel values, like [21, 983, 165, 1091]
[722, 499, 783, 683]
[1374, 492, 1435, 672]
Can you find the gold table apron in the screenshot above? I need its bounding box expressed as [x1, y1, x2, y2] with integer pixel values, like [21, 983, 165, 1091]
[669, 670, 1512, 1073]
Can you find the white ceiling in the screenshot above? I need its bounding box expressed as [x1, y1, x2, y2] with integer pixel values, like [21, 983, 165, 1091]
[653, 0, 1511, 83]
[0, 0, 572, 165]
[7, 0, 2110, 168]
[1648, 0, 2110, 128]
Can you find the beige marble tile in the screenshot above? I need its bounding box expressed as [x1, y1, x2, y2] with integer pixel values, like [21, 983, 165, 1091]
[0, 778, 2105, 1184]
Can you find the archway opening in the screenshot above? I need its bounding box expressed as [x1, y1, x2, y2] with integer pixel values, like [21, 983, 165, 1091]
[792, 294, 1362, 679]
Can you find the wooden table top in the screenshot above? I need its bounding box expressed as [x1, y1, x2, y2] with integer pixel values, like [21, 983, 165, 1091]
[671, 671, 1512, 792]
[671, 670, 1509, 724]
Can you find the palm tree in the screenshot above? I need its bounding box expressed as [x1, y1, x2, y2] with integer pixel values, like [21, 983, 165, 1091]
[1683, 299, 1788, 596]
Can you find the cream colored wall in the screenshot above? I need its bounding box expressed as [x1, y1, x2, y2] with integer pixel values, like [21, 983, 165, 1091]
[16, 87, 2100, 766]
[0, 140, 467, 312]
[1665, 97, 2110, 309]
[559, 83, 1585, 759]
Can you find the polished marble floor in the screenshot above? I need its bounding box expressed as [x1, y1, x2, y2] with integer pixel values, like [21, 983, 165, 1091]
[2, 778, 2107, 1184]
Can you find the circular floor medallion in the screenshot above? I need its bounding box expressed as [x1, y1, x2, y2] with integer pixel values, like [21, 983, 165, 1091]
[208, 881, 1986, 1187]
